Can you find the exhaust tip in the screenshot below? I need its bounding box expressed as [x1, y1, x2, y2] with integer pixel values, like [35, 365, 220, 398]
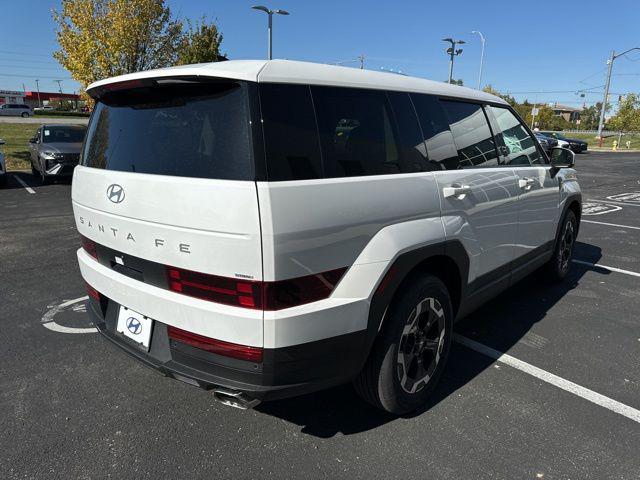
[212, 388, 261, 410]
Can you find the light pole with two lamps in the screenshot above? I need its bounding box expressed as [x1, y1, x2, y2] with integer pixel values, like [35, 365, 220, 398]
[251, 5, 290, 60]
[442, 38, 465, 84]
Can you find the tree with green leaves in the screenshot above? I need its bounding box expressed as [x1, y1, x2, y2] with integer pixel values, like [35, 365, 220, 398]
[579, 103, 601, 130]
[608, 94, 640, 132]
[482, 85, 517, 107]
[177, 17, 224, 65]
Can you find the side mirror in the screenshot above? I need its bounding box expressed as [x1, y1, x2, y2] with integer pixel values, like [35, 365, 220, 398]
[549, 147, 575, 169]
[29, 138, 37, 144]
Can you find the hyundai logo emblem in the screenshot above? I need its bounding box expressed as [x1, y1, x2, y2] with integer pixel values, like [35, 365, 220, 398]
[126, 317, 142, 335]
[106, 184, 125, 204]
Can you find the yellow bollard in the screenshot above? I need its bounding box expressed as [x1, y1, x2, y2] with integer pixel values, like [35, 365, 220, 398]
[612, 139, 618, 151]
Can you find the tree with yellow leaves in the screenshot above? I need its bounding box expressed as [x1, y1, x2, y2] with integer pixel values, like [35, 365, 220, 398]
[53, 0, 223, 101]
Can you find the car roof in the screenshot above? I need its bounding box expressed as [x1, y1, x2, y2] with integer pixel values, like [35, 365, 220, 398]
[87, 59, 507, 105]
[41, 124, 87, 128]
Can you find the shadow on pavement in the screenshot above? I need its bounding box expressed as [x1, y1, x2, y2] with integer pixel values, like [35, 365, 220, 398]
[256, 242, 603, 437]
[0, 172, 72, 190]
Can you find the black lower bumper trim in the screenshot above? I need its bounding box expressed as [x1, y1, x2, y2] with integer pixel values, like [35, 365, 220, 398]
[88, 299, 368, 401]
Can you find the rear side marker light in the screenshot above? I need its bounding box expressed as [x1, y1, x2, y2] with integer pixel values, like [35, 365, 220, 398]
[86, 282, 101, 301]
[166, 266, 347, 311]
[80, 235, 98, 260]
[167, 326, 263, 363]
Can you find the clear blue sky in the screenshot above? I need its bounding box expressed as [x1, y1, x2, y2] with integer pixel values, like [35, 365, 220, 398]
[1, 0, 639, 108]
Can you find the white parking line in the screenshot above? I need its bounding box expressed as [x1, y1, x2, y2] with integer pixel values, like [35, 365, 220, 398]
[13, 175, 35, 194]
[454, 334, 640, 424]
[582, 219, 640, 231]
[572, 259, 640, 278]
[588, 198, 640, 207]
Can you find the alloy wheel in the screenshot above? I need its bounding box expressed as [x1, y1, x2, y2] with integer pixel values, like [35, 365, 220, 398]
[396, 297, 446, 394]
[558, 219, 575, 273]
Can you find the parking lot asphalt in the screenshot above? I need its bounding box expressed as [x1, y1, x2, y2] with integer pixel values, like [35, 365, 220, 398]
[1, 152, 639, 479]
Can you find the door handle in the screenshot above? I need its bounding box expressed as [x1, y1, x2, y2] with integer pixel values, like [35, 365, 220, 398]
[442, 184, 472, 199]
[518, 177, 536, 190]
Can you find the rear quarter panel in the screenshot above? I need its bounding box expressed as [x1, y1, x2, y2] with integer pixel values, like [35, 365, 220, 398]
[257, 173, 442, 282]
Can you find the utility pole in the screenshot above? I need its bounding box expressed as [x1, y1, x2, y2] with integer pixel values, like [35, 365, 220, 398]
[358, 54, 365, 70]
[471, 31, 485, 90]
[597, 51, 614, 147]
[251, 5, 290, 60]
[35, 79, 41, 108]
[442, 38, 465, 84]
[55, 79, 63, 94]
[597, 47, 640, 146]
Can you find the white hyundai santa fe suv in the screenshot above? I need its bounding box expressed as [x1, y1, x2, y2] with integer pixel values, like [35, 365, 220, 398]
[73, 60, 581, 413]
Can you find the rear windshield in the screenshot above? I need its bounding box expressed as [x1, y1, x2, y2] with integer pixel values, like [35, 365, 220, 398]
[82, 80, 254, 180]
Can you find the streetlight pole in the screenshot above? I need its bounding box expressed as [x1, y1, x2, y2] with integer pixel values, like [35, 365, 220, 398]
[442, 38, 465, 84]
[471, 30, 485, 90]
[596, 47, 639, 146]
[252, 5, 290, 60]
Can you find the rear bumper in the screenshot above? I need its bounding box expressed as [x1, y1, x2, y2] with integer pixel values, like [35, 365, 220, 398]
[78, 247, 371, 401]
[87, 296, 367, 401]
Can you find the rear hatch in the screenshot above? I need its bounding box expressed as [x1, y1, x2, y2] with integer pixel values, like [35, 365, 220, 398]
[73, 78, 263, 328]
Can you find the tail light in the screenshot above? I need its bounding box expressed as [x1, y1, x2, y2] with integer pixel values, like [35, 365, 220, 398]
[167, 326, 263, 362]
[166, 266, 347, 311]
[166, 267, 262, 309]
[80, 235, 98, 260]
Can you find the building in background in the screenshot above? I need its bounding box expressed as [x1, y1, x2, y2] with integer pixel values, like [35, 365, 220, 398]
[0, 89, 81, 109]
[23, 91, 81, 109]
[550, 103, 582, 123]
[0, 89, 25, 105]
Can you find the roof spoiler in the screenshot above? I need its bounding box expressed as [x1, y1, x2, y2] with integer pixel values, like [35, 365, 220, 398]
[86, 75, 231, 100]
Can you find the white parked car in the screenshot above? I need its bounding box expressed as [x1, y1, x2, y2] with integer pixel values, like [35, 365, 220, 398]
[73, 60, 581, 413]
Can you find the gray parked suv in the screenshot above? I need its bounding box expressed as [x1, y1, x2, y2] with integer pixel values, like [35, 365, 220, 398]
[0, 103, 33, 117]
[29, 124, 86, 183]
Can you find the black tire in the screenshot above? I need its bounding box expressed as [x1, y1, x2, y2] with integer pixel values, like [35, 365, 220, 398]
[0, 174, 6, 187]
[546, 210, 577, 281]
[353, 274, 453, 414]
[31, 160, 38, 176]
[21, 112, 29, 118]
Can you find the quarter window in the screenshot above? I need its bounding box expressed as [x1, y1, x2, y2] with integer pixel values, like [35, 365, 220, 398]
[260, 83, 323, 181]
[440, 100, 499, 168]
[488, 106, 544, 165]
[311, 86, 401, 178]
[386, 91, 431, 172]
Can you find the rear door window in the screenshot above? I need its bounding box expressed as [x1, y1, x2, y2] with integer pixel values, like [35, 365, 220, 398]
[259, 83, 323, 181]
[410, 94, 459, 170]
[440, 100, 499, 168]
[311, 86, 401, 178]
[83, 81, 255, 180]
